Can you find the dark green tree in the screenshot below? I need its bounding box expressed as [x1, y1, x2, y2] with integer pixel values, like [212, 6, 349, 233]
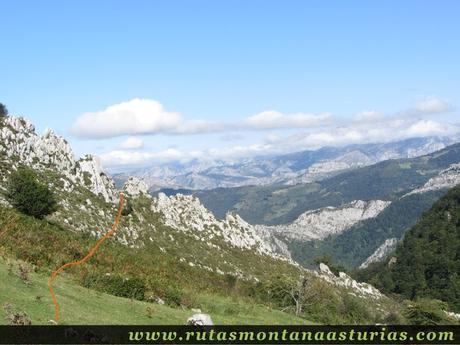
[7, 167, 58, 219]
[0, 103, 8, 117]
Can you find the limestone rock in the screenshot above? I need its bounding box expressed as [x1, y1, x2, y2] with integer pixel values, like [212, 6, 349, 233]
[186, 313, 213, 326]
[0, 116, 117, 203]
[123, 177, 149, 196]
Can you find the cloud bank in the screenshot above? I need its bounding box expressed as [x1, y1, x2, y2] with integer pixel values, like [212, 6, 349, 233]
[71, 96, 457, 168]
[71, 98, 334, 138]
[100, 118, 460, 167]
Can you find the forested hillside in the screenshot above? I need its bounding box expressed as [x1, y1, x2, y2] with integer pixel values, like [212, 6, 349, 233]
[356, 185, 460, 312]
[289, 190, 446, 268]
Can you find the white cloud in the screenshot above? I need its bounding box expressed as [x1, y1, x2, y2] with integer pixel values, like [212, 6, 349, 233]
[71, 99, 183, 138]
[99, 117, 460, 168]
[406, 120, 449, 136]
[72, 99, 332, 139]
[100, 148, 196, 166]
[243, 111, 332, 129]
[119, 137, 144, 149]
[414, 96, 451, 114]
[354, 110, 384, 123]
[266, 118, 460, 151]
[77, 96, 459, 168]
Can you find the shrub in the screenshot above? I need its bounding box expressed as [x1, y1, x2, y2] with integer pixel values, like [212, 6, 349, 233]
[7, 167, 58, 219]
[82, 272, 146, 300]
[163, 283, 184, 306]
[3, 303, 31, 325]
[0, 103, 7, 117]
[122, 200, 133, 216]
[405, 298, 452, 325]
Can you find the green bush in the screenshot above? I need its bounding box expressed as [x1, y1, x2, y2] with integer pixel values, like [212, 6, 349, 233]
[0, 103, 7, 117]
[405, 298, 452, 325]
[7, 167, 57, 219]
[82, 272, 146, 300]
[163, 283, 184, 306]
[121, 200, 133, 216]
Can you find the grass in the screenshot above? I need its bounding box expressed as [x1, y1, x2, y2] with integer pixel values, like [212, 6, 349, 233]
[0, 257, 311, 325]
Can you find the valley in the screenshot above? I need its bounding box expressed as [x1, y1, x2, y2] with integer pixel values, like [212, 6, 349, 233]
[0, 115, 459, 325]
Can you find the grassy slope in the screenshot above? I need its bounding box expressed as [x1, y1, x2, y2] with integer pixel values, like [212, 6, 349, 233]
[0, 257, 310, 325]
[0, 203, 313, 325]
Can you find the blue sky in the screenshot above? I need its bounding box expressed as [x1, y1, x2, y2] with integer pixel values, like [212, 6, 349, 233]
[1, 0, 459, 169]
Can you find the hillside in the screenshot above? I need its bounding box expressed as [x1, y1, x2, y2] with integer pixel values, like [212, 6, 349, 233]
[193, 142, 460, 225]
[356, 185, 460, 313]
[0, 115, 404, 324]
[288, 190, 447, 268]
[0, 257, 309, 325]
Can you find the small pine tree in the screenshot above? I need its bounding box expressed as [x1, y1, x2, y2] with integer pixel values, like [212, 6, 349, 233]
[7, 167, 57, 219]
[0, 103, 8, 117]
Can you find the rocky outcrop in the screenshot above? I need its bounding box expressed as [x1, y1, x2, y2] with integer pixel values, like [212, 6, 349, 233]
[256, 200, 391, 242]
[405, 163, 460, 196]
[187, 313, 214, 326]
[316, 263, 383, 299]
[151, 193, 276, 256]
[123, 176, 149, 196]
[0, 116, 117, 203]
[76, 155, 117, 202]
[359, 238, 398, 269]
[445, 311, 460, 322]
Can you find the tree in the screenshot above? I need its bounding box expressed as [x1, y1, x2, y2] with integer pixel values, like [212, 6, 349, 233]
[268, 274, 326, 316]
[7, 167, 57, 219]
[0, 103, 8, 117]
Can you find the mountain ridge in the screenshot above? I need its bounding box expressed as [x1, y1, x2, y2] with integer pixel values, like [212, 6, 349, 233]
[113, 136, 457, 191]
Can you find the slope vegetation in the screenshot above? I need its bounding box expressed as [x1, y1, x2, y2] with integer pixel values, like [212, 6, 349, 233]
[0, 257, 309, 325]
[356, 185, 460, 313]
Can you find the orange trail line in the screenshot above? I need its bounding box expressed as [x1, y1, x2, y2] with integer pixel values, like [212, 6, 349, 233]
[48, 193, 125, 324]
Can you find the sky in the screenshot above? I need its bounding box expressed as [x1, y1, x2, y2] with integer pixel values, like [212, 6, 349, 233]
[1, 0, 459, 170]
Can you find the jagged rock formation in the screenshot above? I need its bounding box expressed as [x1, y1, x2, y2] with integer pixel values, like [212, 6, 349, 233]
[123, 176, 149, 196]
[405, 163, 460, 196]
[151, 193, 275, 256]
[0, 116, 288, 278]
[0, 116, 117, 203]
[316, 263, 383, 299]
[359, 238, 398, 269]
[256, 200, 391, 242]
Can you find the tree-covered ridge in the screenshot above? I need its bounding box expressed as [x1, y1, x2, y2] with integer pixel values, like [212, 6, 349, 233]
[356, 185, 460, 312]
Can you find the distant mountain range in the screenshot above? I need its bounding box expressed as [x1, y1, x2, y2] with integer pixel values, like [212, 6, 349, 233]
[112, 136, 458, 191]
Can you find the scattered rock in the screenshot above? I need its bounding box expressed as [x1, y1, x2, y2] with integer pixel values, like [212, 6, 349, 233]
[319, 262, 333, 275]
[360, 238, 398, 268]
[316, 263, 383, 299]
[186, 313, 213, 326]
